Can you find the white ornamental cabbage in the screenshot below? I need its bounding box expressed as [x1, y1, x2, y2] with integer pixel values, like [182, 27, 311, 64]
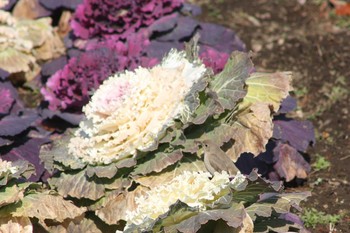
[68, 50, 207, 164]
[125, 171, 247, 227]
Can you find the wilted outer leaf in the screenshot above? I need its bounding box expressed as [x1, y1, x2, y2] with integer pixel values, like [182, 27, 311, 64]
[96, 186, 147, 225]
[173, 203, 248, 233]
[273, 143, 311, 182]
[49, 170, 105, 200]
[132, 149, 183, 176]
[0, 216, 32, 233]
[0, 185, 24, 208]
[11, 192, 85, 222]
[273, 119, 315, 152]
[133, 157, 206, 188]
[224, 71, 292, 161]
[226, 103, 273, 162]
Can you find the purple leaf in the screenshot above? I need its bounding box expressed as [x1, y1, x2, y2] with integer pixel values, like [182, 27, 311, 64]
[145, 41, 183, 59]
[278, 96, 297, 114]
[38, 0, 83, 10]
[0, 68, 10, 80]
[156, 16, 198, 41]
[40, 109, 84, 126]
[0, 114, 38, 136]
[1, 137, 50, 181]
[0, 138, 12, 147]
[148, 13, 179, 33]
[273, 118, 315, 152]
[41, 56, 68, 78]
[0, 82, 16, 115]
[273, 143, 311, 182]
[198, 22, 246, 52]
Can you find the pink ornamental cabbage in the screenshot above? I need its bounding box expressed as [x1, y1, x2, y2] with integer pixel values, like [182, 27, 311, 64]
[71, 0, 184, 40]
[41, 36, 157, 112]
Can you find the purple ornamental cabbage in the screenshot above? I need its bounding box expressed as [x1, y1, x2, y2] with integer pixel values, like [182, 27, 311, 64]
[41, 34, 157, 112]
[71, 0, 184, 40]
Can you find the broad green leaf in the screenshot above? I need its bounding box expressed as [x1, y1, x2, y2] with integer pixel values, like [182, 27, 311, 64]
[172, 203, 247, 233]
[40, 132, 86, 172]
[11, 192, 85, 222]
[0, 184, 24, 208]
[253, 215, 303, 233]
[0, 216, 32, 233]
[247, 192, 311, 221]
[242, 72, 292, 112]
[132, 148, 183, 176]
[150, 201, 199, 232]
[86, 163, 118, 179]
[210, 51, 252, 110]
[49, 170, 105, 200]
[191, 52, 252, 124]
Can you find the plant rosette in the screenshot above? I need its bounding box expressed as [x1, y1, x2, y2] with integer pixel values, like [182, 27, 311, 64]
[40, 41, 310, 232]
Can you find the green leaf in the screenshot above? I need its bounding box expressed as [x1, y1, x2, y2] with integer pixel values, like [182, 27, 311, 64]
[172, 203, 247, 233]
[0, 184, 25, 208]
[247, 192, 311, 221]
[86, 164, 118, 179]
[210, 51, 252, 111]
[242, 72, 292, 112]
[132, 147, 183, 176]
[40, 132, 86, 172]
[49, 170, 105, 200]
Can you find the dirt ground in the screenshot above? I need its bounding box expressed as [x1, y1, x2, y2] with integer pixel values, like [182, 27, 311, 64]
[192, 0, 350, 232]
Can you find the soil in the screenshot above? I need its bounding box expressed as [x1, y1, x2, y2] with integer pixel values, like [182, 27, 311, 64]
[192, 0, 350, 232]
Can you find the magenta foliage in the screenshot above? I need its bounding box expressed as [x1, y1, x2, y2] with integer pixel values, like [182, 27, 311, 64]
[42, 34, 158, 112]
[199, 47, 230, 74]
[71, 0, 184, 40]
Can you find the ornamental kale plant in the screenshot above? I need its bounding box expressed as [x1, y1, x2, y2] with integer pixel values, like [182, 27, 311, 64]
[41, 34, 157, 112]
[71, 0, 184, 40]
[38, 42, 311, 232]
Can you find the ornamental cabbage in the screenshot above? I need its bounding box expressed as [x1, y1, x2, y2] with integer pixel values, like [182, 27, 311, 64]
[68, 49, 207, 164]
[71, 0, 184, 40]
[41, 34, 157, 112]
[124, 171, 247, 230]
